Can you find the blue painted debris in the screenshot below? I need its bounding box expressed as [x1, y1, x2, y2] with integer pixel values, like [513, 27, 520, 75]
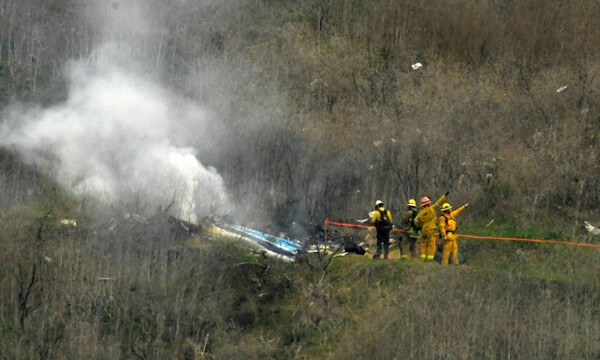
[210, 222, 303, 261]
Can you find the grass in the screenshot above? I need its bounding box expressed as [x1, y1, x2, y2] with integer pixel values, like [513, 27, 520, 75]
[0, 61, 13, 101]
[0, 56, 55, 105]
[2, 194, 600, 359]
[2, 174, 599, 359]
[1, 0, 599, 355]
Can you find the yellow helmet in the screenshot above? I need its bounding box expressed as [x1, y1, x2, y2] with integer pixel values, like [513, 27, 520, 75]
[407, 199, 417, 207]
[441, 203, 452, 212]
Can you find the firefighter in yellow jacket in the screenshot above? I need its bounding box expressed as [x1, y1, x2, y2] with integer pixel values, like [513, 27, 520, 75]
[414, 192, 448, 262]
[370, 200, 393, 259]
[439, 202, 468, 265]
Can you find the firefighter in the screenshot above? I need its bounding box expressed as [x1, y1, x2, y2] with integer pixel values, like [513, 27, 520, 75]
[414, 192, 448, 262]
[439, 202, 468, 265]
[400, 199, 420, 258]
[370, 200, 393, 259]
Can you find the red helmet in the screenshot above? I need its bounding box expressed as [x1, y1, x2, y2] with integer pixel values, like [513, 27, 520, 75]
[421, 196, 431, 207]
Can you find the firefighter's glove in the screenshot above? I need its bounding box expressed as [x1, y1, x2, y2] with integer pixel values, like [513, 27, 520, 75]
[445, 191, 450, 196]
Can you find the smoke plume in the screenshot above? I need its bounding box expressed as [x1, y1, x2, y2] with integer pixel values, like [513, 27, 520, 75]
[0, 1, 229, 222]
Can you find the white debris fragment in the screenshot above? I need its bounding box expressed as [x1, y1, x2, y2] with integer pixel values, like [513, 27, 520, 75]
[486, 173, 493, 179]
[43, 256, 52, 263]
[411, 62, 423, 70]
[584, 221, 600, 236]
[310, 78, 323, 87]
[581, 108, 589, 115]
[357, 219, 369, 224]
[390, 138, 397, 143]
[373, 140, 383, 147]
[60, 219, 77, 227]
[557, 85, 568, 93]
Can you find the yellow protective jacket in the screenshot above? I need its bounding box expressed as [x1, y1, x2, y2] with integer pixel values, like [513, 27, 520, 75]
[414, 194, 446, 232]
[439, 205, 466, 237]
[371, 208, 392, 224]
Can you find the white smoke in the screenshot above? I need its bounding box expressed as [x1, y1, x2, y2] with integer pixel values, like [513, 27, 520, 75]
[0, 48, 228, 223]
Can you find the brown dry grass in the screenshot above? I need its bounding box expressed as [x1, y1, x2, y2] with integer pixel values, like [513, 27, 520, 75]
[2, 184, 600, 359]
[1, 1, 600, 358]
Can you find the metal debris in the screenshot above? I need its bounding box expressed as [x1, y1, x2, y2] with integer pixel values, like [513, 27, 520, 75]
[411, 62, 423, 70]
[584, 221, 600, 236]
[60, 219, 77, 227]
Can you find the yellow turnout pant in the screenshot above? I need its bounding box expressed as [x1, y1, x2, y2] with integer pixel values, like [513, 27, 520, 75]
[419, 229, 436, 262]
[442, 232, 459, 265]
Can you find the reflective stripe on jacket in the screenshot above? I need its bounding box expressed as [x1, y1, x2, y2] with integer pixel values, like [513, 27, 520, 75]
[402, 208, 420, 236]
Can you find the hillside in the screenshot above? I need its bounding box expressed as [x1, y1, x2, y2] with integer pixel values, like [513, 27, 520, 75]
[1, 0, 600, 358]
[1, 0, 599, 228]
[1, 184, 599, 358]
